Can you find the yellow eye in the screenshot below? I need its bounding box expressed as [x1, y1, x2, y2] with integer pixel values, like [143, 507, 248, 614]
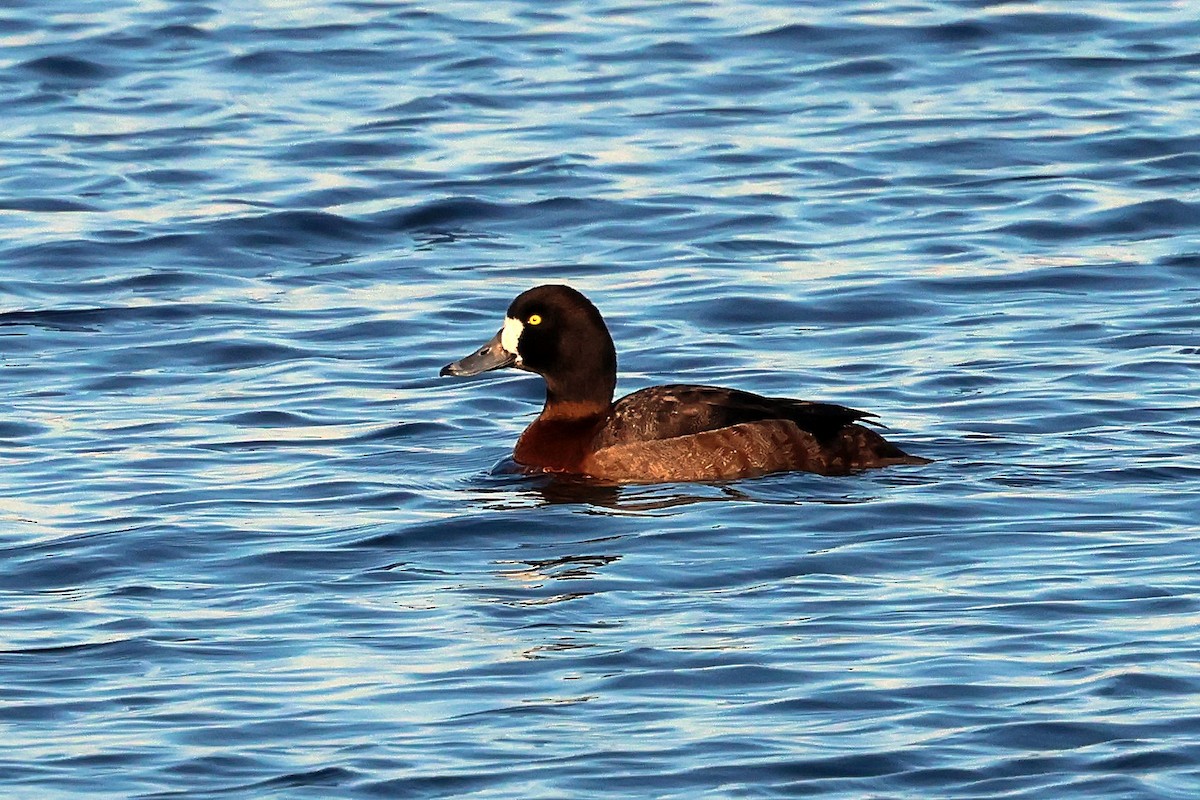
[527, 314, 542, 326]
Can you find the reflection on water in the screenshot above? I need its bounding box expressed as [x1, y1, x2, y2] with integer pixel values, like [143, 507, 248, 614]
[477, 459, 890, 512]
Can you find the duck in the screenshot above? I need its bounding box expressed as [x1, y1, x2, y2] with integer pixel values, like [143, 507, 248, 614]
[440, 284, 929, 483]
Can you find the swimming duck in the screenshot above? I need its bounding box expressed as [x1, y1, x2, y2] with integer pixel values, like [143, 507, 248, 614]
[441, 284, 929, 483]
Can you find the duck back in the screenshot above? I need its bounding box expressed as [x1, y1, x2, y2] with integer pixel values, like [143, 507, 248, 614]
[592, 385, 872, 450]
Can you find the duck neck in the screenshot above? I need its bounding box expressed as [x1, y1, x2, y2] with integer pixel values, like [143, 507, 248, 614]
[539, 386, 610, 425]
[538, 333, 616, 421]
[516, 392, 610, 473]
[541, 372, 614, 421]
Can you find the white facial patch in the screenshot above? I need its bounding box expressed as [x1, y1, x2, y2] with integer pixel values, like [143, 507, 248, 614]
[501, 316, 524, 364]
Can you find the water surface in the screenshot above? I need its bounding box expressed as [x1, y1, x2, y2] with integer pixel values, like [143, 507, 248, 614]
[2, 1, 1199, 797]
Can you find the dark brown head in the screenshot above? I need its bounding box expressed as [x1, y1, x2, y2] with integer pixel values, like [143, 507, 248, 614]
[441, 284, 618, 412]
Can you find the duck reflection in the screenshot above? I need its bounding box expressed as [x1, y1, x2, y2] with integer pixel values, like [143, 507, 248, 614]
[497, 552, 621, 583]
[477, 459, 874, 512]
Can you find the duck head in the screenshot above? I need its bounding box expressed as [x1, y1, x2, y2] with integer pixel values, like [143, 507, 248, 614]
[441, 284, 618, 410]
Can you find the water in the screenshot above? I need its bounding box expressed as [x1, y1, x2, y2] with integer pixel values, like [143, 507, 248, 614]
[2, 0, 1198, 797]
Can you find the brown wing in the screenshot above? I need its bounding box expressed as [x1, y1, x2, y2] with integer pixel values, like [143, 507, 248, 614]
[594, 384, 873, 450]
[583, 420, 927, 483]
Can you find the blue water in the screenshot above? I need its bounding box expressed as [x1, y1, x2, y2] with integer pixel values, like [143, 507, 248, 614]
[2, 0, 1199, 797]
